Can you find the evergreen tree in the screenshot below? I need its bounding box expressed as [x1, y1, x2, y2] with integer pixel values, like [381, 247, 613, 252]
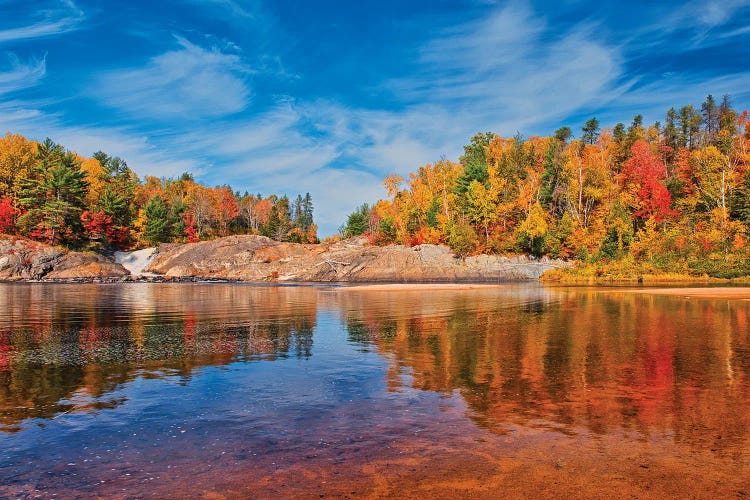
[701, 94, 719, 140]
[301, 192, 314, 232]
[554, 126, 572, 143]
[678, 105, 702, 148]
[144, 195, 171, 245]
[343, 204, 370, 237]
[581, 118, 600, 145]
[456, 132, 495, 192]
[17, 139, 87, 245]
[663, 107, 679, 155]
[612, 123, 626, 144]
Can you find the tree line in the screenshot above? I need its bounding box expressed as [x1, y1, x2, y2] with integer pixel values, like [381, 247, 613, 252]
[342, 94, 750, 278]
[0, 135, 318, 250]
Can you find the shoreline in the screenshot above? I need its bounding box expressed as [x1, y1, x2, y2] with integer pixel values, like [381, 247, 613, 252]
[610, 287, 750, 300]
[3, 277, 750, 300]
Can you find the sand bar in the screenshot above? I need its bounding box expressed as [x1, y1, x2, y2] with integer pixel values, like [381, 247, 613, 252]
[339, 283, 508, 291]
[616, 287, 750, 300]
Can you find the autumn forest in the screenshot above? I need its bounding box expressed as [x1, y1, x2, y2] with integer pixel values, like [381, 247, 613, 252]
[0, 136, 319, 250]
[343, 95, 750, 279]
[1, 94, 750, 279]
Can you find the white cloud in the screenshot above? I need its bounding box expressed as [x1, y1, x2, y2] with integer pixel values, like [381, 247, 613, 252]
[5, 1, 749, 237]
[0, 0, 84, 44]
[0, 102, 202, 179]
[391, 5, 622, 133]
[185, 0, 259, 20]
[680, 0, 750, 28]
[0, 54, 46, 95]
[94, 36, 251, 120]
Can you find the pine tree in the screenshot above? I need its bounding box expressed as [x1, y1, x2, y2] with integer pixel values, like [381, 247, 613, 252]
[144, 195, 171, 245]
[456, 132, 495, 193]
[17, 139, 87, 245]
[581, 118, 600, 145]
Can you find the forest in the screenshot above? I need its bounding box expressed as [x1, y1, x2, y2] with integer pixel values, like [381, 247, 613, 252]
[342, 95, 750, 278]
[0, 135, 318, 250]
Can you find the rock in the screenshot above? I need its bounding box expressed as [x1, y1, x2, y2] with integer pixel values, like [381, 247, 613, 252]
[1, 234, 572, 283]
[44, 252, 130, 279]
[147, 235, 571, 282]
[0, 236, 130, 281]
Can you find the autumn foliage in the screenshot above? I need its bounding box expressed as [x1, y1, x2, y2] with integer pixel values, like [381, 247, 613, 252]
[0, 197, 17, 234]
[342, 94, 750, 278]
[0, 133, 318, 249]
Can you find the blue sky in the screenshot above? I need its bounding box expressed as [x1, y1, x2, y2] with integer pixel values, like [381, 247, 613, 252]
[1, 0, 749, 235]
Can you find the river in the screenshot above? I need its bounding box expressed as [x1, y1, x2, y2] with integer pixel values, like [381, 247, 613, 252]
[0, 283, 748, 497]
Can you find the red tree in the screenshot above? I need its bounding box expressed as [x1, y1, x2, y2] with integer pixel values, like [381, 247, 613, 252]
[81, 210, 129, 248]
[0, 197, 18, 234]
[184, 212, 199, 243]
[623, 141, 677, 222]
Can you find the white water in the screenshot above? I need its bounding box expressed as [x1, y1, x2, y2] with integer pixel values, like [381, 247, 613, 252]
[114, 248, 157, 277]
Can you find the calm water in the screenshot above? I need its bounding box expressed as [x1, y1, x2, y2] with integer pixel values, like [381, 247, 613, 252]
[1, 283, 749, 498]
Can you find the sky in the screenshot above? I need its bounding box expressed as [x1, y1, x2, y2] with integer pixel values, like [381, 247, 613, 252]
[1, 0, 750, 235]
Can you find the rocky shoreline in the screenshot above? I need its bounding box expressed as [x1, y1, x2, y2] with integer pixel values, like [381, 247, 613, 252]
[0, 235, 571, 284]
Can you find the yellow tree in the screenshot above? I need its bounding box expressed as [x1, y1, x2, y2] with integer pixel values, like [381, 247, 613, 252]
[466, 180, 497, 244]
[80, 156, 108, 210]
[560, 141, 613, 228]
[517, 202, 548, 255]
[689, 146, 738, 213]
[0, 132, 36, 197]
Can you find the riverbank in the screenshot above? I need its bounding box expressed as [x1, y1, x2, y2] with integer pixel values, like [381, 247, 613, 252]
[4, 233, 750, 285]
[541, 264, 750, 285]
[0, 234, 568, 283]
[612, 287, 750, 300]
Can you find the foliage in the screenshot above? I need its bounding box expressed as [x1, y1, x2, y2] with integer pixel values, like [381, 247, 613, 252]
[0, 197, 18, 234]
[342, 94, 750, 278]
[0, 134, 319, 248]
[16, 139, 87, 246]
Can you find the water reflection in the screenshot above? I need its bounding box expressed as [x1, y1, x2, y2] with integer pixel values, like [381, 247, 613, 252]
[340, 288, 750, 451]
[0, 284, 317, 431]
[1, 283, 750, 496]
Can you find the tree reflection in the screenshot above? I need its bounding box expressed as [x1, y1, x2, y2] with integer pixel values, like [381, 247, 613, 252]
[341, 288, 750, 450]
[0, 284, 318, 431]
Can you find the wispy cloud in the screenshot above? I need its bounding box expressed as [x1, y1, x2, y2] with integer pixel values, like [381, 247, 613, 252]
[677, 0, 750, 28]
[185, 0, 259, 20]
[2, 0, 749, 236]
[0, 96, 202, 179]
[391, 4, 622, 131]
[0, 0, 84, 44]
[94, 36, 252, 120]
[0, 53, 46, 95]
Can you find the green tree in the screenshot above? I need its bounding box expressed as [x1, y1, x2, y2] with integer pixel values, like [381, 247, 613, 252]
[456, 132, 495, 193]
[701, 94, 719, 140]
[554, 126, 572, 143]
[581, 118, 600, 145]
[343, 204, 371, 238]
[678, 105, 702, 149]
[144, 195, 171, 244]
[17, 139, 87, 245]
